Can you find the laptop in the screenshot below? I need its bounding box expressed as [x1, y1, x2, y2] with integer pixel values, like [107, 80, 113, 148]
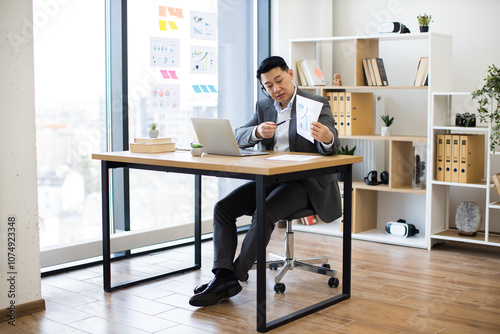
[191, 118, 269, 157]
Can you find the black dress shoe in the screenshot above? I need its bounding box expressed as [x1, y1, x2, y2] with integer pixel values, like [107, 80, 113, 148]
[193, 282, 208, 294]
[193, 272, 249, 294]
[189, 276, 242, 307]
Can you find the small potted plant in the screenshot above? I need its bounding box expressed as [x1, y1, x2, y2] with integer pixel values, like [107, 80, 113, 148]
[380, 114, 394, 137]
[471, 64, 500, 153]
[148, 122, 159, 138]
[417, 13, 432, 32]
[190, 142, 204, 156]
[337, 145, 356, 181]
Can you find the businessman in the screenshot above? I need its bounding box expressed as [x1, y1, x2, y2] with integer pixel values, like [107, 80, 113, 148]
[189, 56, 341, 307]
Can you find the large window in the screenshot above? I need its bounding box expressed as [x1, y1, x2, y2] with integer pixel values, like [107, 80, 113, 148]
[34, 1, 106, 249]
[36, 0, 266, 269]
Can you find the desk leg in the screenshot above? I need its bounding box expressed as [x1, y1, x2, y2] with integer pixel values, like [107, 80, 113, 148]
[101, 161, 111, 292]
[256, 175, 267, 332]
[194, 175, 202, 267]
[342, 164, 352, 296]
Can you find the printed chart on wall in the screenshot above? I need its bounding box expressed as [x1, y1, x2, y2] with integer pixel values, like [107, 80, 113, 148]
[190, 11, 217, 40]
[190, 45, 216, 74]
[150, 37, 180, 67]
[150, 84, 180, 114]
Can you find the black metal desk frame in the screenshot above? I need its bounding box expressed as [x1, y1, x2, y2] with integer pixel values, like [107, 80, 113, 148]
[100, 158, 353, 333]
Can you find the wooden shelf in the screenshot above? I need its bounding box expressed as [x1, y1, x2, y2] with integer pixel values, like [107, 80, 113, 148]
[299, 85, 427, 90]
[340, 134, 427, 142]
[351, 181, 426, 194]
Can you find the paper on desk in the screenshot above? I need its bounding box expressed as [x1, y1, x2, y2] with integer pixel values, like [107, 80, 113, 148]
[266, 154, 323, 161]
[296, 95, 323, 143]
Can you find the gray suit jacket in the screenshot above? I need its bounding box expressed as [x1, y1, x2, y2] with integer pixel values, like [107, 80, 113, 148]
[235, 88, 342, 222]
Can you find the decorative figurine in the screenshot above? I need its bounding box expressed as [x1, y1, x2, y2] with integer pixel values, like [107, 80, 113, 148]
[333, 73, 342, 86]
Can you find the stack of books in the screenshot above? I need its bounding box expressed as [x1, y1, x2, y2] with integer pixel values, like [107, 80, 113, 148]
[296, 60, 326, 86]
[492, 173, 500, 196]
[436, 134, 484, 183]
[362, 58, 388, 86]
[130, 137, 175, 153]
[414, 57, 429, 86]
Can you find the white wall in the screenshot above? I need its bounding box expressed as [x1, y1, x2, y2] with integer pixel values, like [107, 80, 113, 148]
[0, 0, 42, 309]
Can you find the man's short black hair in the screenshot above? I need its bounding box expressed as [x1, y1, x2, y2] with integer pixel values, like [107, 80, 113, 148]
[256, 56, 289, 81]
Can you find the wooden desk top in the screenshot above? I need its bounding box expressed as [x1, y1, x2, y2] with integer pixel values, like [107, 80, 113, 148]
[92, 150, 362, 176]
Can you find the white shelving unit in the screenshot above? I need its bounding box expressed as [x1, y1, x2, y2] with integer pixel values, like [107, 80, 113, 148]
[290, 33, 453, 249]
[428, 92, 500, 248]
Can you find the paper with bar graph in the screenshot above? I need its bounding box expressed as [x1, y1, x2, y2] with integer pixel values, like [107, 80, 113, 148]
[296, 95, 322, 143]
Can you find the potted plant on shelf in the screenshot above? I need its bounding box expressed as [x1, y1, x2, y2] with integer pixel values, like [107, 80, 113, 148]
[337, 145, 356, 181]
[190, 142, 204, 156]
[148, 122, 159, 138]
[417, 13, 432, 32]
[380, 114, 394, 137]
[471, 64, 500, 153]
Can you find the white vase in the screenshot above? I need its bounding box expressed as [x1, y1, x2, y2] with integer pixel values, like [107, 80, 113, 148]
[148, 129, 159, 138]
[190, 147, 203, 156]
[381, 126, 392, 137]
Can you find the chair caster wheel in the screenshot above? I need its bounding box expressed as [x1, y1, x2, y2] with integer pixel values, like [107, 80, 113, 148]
[269, 263, 278, 270]
[274, 283, 286, 293]
[321, 263, 331, 269]
[328, 277, 339, 288]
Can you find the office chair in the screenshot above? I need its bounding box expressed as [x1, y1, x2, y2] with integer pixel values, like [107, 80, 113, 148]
[252, 208, 339, 293]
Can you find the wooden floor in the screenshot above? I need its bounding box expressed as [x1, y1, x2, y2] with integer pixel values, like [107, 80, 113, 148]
[2, 227, 500, 333]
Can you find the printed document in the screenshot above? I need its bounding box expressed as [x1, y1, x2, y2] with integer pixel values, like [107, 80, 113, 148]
[296, 95, 323, 143]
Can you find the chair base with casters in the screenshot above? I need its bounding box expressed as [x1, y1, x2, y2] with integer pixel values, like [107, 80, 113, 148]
[251, 208, 339, 294]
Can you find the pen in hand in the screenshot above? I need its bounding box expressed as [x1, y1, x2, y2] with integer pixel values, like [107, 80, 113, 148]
[276, 117, 292, 126]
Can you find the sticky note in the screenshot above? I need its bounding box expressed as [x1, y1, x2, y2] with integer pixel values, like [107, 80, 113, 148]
[192, 85, 202, 93]
[200, 85, 209, 93]
[168, 21, 178, 30]
[208, 85, 217, 93]
[159, 20, 167, 31]
[168, 7, 183, 18]
[168, 70, 178, 79]
[159, 6, 167, 17]
[314, 67, 323, 78]
[160, 70, 170, 79]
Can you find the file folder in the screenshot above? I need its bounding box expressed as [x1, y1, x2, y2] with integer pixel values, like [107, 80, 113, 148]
[451, 134, 460, 183]
[338, 92, 345, 136]
[345, 92, 374, 136]
[444, 135, 452, 182]
[459, 134, 485, 183]
[331, 92, 339, 130]
[436, 134, 444, 181]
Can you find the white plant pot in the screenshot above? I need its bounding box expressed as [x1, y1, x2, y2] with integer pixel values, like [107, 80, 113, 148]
[190, 147, 203, 156]
[148, 129, 159, 138]
[381, 126, 392, 137]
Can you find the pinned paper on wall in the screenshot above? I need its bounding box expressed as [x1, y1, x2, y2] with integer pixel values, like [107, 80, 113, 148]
[192, 85, 217, 93]
[190, 46, 216, 74]
[168, 7, 183, 18]
[159, 6, 167, 17]
[159, 20, 167, 31]
[160, 70, 170, 79]
[151, 84, 180, 113]
[150, 37, 180, 67]
[190, 11, 217, 40]
[168, 21, 178, 30]
[168, 70, 178, 79]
